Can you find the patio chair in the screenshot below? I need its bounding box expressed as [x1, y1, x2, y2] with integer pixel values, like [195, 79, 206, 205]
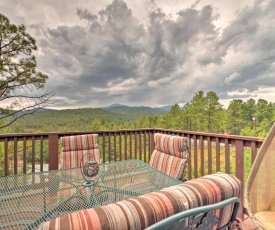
[59, 135, 147, 208]
[149, 133, 189, 180]
[58, 134, 101, 211]
[245, 122, 275, 229]
[38, 172, 242, 230]
[60, 134, 100, 169]
[145, 197, 242, 230]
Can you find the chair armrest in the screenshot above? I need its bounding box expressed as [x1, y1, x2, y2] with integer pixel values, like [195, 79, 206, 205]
[180, 177, 188, 182]
[145, 197, 241, 230]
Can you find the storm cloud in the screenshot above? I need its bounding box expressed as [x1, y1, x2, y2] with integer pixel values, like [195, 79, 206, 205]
[1, 0, 275, 108]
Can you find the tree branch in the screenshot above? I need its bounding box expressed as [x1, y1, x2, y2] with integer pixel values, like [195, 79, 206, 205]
[0, 91, 55, 127]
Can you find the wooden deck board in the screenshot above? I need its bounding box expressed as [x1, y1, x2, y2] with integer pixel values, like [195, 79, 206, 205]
[242, 215, 257, 230]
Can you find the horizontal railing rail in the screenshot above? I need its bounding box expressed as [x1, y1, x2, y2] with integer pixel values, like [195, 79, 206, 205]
[0, 128, 265, 218]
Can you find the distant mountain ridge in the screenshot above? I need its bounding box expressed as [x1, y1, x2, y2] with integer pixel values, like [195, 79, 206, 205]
[10, 104, 172, 132]
[17, 104, 171, 113]
[101, 103, 171, 113]
[100, 103, 126, 109]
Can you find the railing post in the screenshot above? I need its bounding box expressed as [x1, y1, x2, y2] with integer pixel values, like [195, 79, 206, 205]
[48, 134, 59, 170]
[150, 131, 154, 160]
[235, 140, 244, 219]
[4, 138, 8, 176]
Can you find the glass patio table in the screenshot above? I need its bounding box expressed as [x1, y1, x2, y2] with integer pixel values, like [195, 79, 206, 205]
[0, 159, 181, 230]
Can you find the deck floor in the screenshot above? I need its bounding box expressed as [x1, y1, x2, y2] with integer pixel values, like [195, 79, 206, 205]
[242, 215, 257, 230]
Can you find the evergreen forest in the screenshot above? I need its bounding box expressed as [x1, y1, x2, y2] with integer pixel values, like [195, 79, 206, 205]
[2, 91, 275, 138]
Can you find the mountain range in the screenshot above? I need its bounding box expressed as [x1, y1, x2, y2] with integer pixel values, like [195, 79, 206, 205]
[9, 104, 172, 132]
[101, 103, 171, 113]
[16, 103, 171, 115]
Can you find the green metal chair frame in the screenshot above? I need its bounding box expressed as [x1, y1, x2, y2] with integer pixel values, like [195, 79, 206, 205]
[145, 197, 242, 230]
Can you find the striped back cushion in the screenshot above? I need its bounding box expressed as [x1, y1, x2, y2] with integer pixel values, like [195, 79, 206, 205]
[38, 173, 241, 230]
[149, 133, 189, 179]
[149, 151, 187, 179]
[60, 134, 100, 169]
[153, 133, 189, 157]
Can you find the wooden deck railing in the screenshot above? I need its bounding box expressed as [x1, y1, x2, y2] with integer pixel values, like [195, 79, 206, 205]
[0, 128, 265, 218]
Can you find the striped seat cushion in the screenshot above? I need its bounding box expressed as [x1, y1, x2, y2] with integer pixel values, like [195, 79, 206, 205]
[60, 134, 100, 169]
[38, 173, 241, 230]
[149, 133, 189, 179]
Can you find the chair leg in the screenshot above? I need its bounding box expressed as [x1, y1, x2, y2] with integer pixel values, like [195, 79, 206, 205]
[228, 218, 243, 230]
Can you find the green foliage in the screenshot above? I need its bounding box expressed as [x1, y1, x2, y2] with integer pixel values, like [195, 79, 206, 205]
[225, 98, 275, 136]
[0, 13, 53, 128]
[226, 99, 246, 134]
[181, 91, 224, 133]
[2, 90, 274, 138]
[0, 13, 47, 96]
[7, 107, 163, 133]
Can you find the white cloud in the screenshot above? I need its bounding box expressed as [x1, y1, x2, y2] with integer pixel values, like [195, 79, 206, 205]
[228, 89, 250, 96]
[1, 0, 275, 108]
[224, 72, 240, 85]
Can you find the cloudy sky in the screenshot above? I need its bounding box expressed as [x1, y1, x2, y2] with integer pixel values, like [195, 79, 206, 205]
[1, 0, 275, 109]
